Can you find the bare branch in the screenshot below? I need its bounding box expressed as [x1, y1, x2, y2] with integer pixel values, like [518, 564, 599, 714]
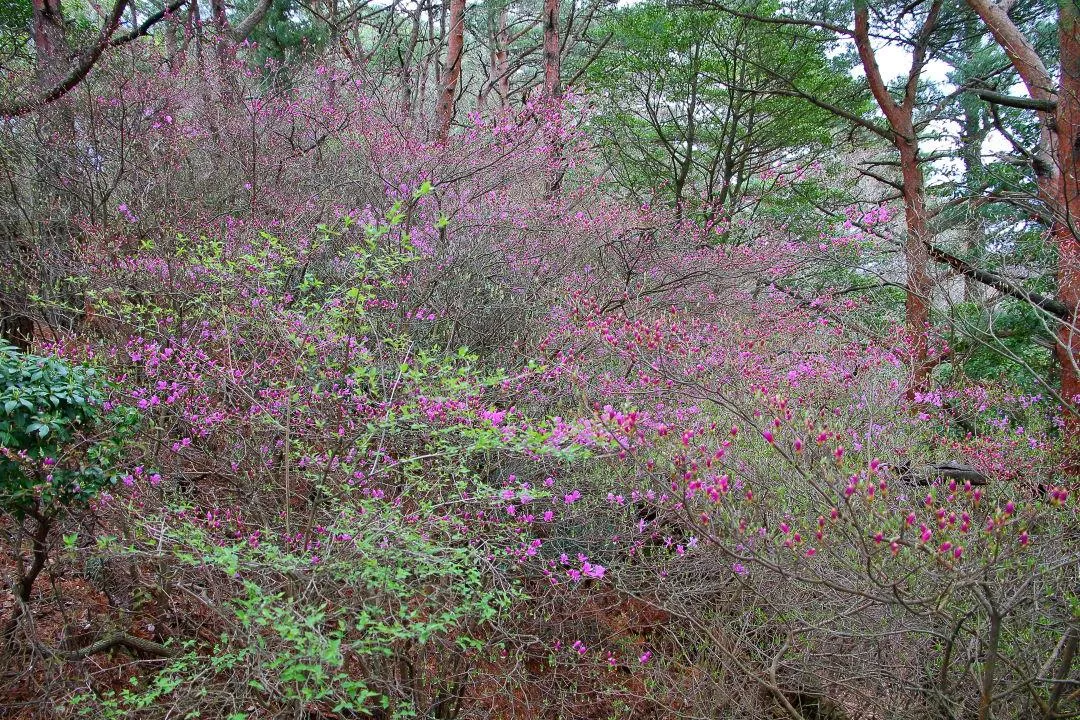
[1, 0, 188, 118]
[684, 0, 854, 37]
[927, 244, 1068, 318]
[231, 0, 273, 42]
[970, 88, 1057, 113]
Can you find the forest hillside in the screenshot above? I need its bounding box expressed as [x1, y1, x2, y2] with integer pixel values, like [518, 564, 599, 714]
[0, 0, 1077, 718]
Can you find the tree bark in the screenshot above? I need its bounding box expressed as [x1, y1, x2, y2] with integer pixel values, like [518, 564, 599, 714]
[494, 4, 510, 106]
[435, 0, 466, 139]
[1057, 1, 1080, 418]
[543, 0, 561, 100]
[231, 0, 273, 42]
[853, 0, 941, 397]
[898, 135, 934, 394]
[33, 0, 67, 85]
[966, 0, 1080, 440]
[2, 512, 51, 642]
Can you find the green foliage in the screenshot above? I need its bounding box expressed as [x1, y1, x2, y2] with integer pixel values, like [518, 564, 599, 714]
[70, 486, 528, 717]
[0, 343, 130, 514]
[942, 298, 1056, 391]
[238, 0, 329, 73]
[0, 0, 32, 34]
[582, 0, 862, 222]
[49, 197, 600, 716]
[65, 646, 201, 718]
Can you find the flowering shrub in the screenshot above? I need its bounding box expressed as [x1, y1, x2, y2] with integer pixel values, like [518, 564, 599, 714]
[0, 39, 1076, 720]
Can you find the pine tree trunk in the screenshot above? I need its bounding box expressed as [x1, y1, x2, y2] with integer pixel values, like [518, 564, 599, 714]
[898, 135, 933, 397]
[435, 0, 465, 140]
[1056, 0, 1080, 437]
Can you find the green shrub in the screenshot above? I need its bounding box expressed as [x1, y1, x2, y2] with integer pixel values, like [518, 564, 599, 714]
[0, 343, 129, 514]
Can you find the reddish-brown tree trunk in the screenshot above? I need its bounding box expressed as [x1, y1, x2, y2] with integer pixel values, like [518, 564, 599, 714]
[435, 0, 466, 140]
[853, 0, 940, 398]
[898, 134, 934, 395]
[1057, 1, 1080, 429]
[967, 0, 1080, 440]
[32, 0, 66, 84]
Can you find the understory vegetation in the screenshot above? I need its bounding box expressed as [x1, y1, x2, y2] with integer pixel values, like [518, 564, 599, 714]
[0, 0, 1077, 718]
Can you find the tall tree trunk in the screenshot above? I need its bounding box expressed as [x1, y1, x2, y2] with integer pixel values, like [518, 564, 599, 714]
[32, 0, 66, 84]
[435, 0, 465, 139]
[898, 134, 934, 394]
[165, 10, 180, 67]
[495, 4, 509, 106]
[542, 0, 564, 194]
[543, 0, 560, 100]
[853, 0, 941, 398]
[1056, 0, 1080, 429]
[966, 0, 1080, 437]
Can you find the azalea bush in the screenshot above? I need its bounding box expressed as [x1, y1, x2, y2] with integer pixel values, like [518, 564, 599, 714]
[40, 188, 649, 717]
